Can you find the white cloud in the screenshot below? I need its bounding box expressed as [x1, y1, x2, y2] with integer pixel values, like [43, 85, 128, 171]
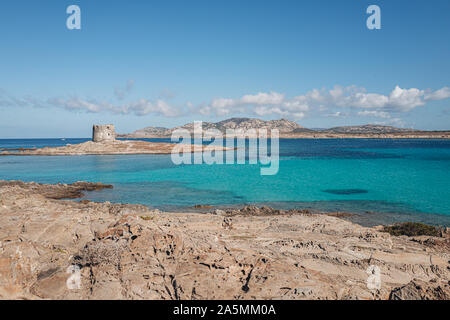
[254, 106, 290, 117]
[424, 87, 450, 101]
[198, 85, 450, 118]
[47, 96, 179, 117]
[124, 99, 178, 117]
[387, 86, 425, 111]
[326, 111, 346, 118]
[357, 110, 391, 118]
[201, 98, 236, 116]
[1, 84, 449, 120]
[340, 92, 389, 109]
[0, 90, 46, 108]
[241, 92, 285, 105]
[281, 98, 309, 112]
[211, 98, 235, 109]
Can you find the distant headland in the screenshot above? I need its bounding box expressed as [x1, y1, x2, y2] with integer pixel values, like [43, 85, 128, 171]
[118, 117, 450, 139]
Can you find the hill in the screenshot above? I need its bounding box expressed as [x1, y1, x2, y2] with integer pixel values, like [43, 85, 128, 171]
[118, 118, 304, 138]
[323, 124, 416, 134]
[117, 118, 450, 139]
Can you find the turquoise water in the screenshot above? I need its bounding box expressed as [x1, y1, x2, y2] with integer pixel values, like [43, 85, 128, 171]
[1, 138, 449, 226]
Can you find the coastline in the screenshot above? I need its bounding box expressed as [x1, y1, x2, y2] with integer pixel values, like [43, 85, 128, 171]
[0, 139, 231, 156]
[118, 131, 450, 140]
[0, 180, 449, 300]
[162, 202, 450, 228]
[2, 135, 448, 157]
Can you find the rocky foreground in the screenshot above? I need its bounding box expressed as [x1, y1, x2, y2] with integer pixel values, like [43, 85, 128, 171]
[0, 181, 449, 300]
[0, 140, 229, 156]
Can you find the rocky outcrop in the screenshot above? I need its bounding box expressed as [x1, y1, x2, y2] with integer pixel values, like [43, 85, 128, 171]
[389, 280, 450, 300]
[0, 181, 449, 300]
[0, 140, 230, 156]
[213, 205, 312, 217]
[0, 180, 113, 199]
[214, 118, 303, 133]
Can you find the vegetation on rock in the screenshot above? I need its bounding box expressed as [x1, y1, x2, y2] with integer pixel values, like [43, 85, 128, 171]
[382, 222, 441, 237]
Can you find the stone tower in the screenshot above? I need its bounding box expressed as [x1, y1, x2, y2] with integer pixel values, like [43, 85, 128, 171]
[92, 124, 116, 142]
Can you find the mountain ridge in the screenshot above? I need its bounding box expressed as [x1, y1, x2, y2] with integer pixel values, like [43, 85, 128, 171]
[117, 117, 449, 139]
[323, 124, 416, 134]
[123, 118, 304, 137]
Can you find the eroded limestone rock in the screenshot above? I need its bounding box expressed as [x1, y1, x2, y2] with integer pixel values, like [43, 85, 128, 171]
[0, 181, 449, 300]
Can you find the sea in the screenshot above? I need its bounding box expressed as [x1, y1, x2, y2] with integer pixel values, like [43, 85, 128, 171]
[1, 138, 449, 227]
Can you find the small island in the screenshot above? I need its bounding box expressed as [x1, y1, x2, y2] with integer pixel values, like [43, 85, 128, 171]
[0, 124, 229, 156]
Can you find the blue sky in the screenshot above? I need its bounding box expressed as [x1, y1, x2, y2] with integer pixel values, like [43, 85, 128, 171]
[0, 0, 449, 137]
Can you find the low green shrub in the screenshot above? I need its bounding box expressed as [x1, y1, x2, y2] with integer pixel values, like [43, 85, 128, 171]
[383, 222, 441, 237]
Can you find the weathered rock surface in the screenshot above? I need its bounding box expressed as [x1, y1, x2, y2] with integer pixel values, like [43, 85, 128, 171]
[213, 205, 312, 217]
[389, 279, 450, 300]
[0, 181, 448, 300]
[0, 180, 113, 199]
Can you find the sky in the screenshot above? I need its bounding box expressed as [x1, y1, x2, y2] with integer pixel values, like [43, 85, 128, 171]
[0, 0, 449, 138]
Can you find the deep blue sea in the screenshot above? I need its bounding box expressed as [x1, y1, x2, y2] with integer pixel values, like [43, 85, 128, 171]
[1, 138, 449, 226]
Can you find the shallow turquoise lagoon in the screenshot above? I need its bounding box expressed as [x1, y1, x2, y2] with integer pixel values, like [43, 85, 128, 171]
[1, 138, 449, 226]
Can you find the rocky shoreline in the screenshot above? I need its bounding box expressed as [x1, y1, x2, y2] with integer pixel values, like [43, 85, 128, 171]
[0, 180, 449, 300]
